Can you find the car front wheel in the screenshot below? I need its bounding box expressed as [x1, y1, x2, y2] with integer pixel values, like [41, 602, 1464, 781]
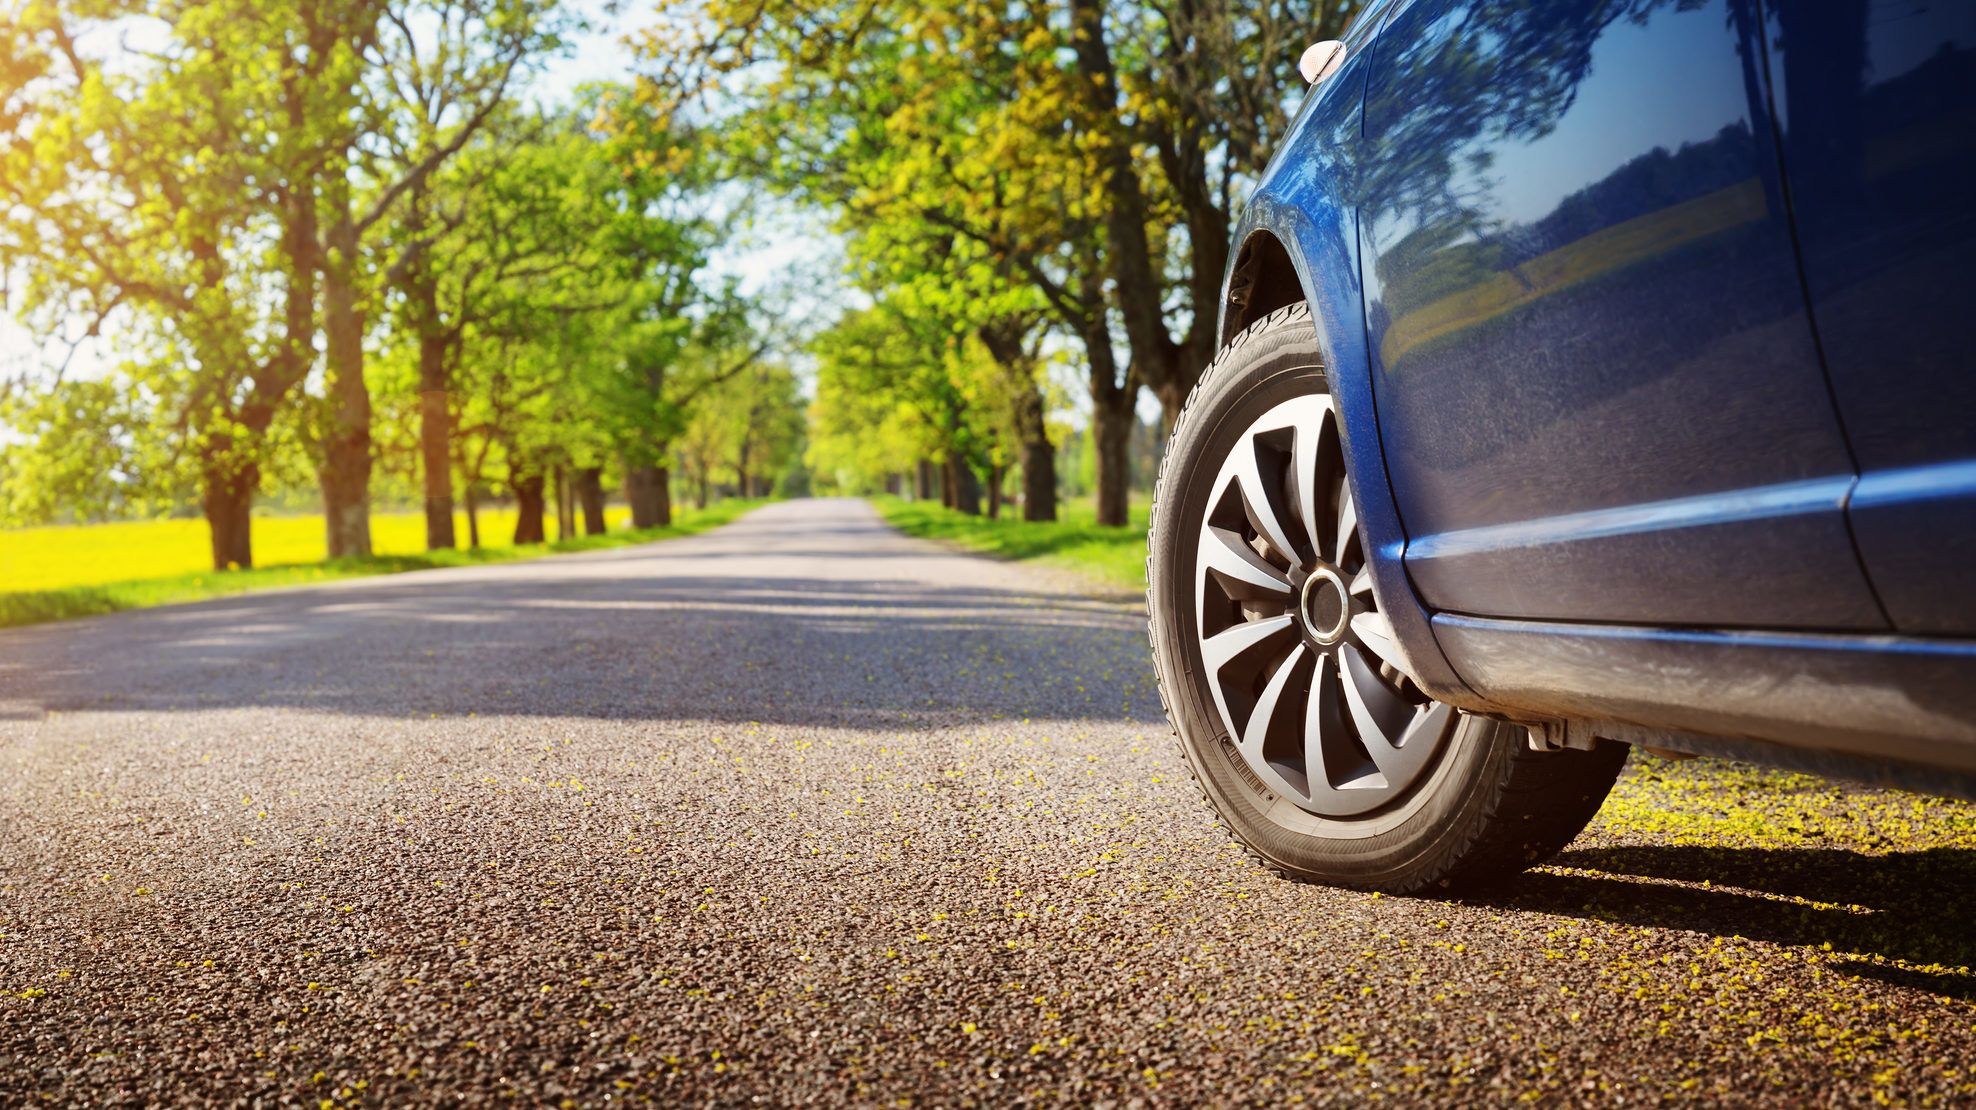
[1146, 303, 1626, 893]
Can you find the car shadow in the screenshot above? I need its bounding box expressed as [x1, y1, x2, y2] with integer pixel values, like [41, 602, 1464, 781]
[1462, 844, 1976, 1000]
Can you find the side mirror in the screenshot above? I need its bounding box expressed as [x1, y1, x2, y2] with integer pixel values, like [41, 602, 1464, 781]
[1299, 40, 1347, 85]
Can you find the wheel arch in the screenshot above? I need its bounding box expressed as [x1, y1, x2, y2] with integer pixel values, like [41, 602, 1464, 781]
[1221, 230, 1307, 349]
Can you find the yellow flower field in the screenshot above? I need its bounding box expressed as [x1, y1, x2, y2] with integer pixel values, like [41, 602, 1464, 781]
[0, 507, 634, 593]
[0, 501, 757, 629]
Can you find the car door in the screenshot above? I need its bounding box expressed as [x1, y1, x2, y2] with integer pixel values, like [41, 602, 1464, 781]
[1354, 0, 1886, 630]
[1763, 1, 1976, 634]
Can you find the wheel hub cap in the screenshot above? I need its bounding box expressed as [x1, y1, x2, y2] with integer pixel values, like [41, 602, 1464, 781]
[1298, 566, 1350, 645]
[1191, 394, 1456, 817]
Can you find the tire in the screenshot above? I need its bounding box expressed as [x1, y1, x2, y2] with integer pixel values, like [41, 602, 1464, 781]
[1147, 303, 1626, 894]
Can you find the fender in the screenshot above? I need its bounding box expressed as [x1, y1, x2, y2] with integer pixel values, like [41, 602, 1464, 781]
[1218, 93, 1479, 709]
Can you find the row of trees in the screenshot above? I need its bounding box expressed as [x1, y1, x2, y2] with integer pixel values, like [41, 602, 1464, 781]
[3, 0, 1358, 556]
[0, 0, 799, 567]
[672, 0, 1357, 524]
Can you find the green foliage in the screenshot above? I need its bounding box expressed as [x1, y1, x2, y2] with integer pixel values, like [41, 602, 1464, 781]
[3, 0, 1362, 558]
[0, 0, 326, 524]
[534, 85, 780, 501]
[662, 0, 1361, 522]
[677, 361, 806, 503]
[677, 0, 1086, 510]
[0, 377, 176, 524]
[807, 300, 958, 487]
[1, 1, 760, 562]
[1, 0, 574, 487]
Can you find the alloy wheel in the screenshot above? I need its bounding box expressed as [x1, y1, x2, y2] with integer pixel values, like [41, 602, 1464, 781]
[1192, 394, 1455, 817]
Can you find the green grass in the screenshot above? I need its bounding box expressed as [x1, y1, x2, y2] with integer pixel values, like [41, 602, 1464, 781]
[0, 500, 761, 630]
[872, 495, 1150, 592]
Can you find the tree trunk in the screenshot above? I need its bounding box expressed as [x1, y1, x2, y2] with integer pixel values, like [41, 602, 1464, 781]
[419, 383, 454, 551]
[697, 470, 710, 510]
[202, 456, 256, 570]
[1154, 380, 1188, 440]
[1079, 302, 1138, 528]
[465, 485, 481, 548]
[1014, 384, 1057, 522]
[319, 216, 373, 557]
[884, 474, 901, 496]
[626, 462, 672, 528]
[1092, 390, 1134, 528]
[948, 457, 981, 516]
[1067, 0, 1194, 424]
[513, 468, 546, 545]
[1022, 442, 1057, 522]
[987, 462, 1003, 520]
[576, 467, 607, 535]
[554, 464, 574, 541]
[977, 318, 1057, 522]
[401, 185, 456, 553]
[627, 464, 657, 528]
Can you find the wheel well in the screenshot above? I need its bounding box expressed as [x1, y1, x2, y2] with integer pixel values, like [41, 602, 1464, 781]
[1222, 232, 1306, 347]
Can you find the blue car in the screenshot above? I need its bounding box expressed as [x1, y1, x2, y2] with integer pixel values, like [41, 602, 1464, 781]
[1146, 0, 1976, 892]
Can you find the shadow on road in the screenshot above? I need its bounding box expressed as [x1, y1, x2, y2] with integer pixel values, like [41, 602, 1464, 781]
[1468, 845, 1976, 1000]
[0, 559, 1163, 728]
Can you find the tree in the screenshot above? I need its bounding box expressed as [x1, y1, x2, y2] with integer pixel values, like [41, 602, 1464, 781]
[584, 89, 776, 527]
[675, 388, 733, 509]
[728, 363, 805, 499]
[297, 0, 569, 558]
[807, 311, 931, 495]
[973, 315, 1057, 521]
[806, 294, 1009, 513]
[1, 0, 320, 568]
[382, 108, 607, 550]
[676, 0, 1130, 522]
[676, 361, 803, 505]
[0, 0, 573, 565]
[672, 0, 1360, 521]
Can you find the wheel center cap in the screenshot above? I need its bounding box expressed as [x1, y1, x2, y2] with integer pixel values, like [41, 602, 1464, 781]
[1299, 565, 1351, 646]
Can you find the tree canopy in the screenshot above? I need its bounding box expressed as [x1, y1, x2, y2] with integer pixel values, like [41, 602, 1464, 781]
[2, 0, 1359, 557]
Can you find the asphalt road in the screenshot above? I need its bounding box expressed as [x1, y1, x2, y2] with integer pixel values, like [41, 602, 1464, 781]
[3, 498, 1974, 1106]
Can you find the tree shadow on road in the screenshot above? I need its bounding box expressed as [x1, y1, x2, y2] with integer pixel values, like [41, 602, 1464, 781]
[1465, 845, 1976, 1001]
[0, 562, 1165, 728]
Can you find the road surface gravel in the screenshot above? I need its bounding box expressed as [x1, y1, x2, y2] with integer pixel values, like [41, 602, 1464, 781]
[2, 498, 1974, 1106]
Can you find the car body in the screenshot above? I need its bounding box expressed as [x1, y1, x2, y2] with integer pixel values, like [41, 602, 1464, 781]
[1217, 0, 1976, 794]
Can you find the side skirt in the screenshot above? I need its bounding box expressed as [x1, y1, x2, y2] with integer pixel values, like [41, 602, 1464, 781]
[1433, 613, 1976, 792]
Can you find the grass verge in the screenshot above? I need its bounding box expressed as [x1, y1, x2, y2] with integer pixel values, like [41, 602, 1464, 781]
[872, 496, 1149, 592]
[0, 500, 762, 630]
